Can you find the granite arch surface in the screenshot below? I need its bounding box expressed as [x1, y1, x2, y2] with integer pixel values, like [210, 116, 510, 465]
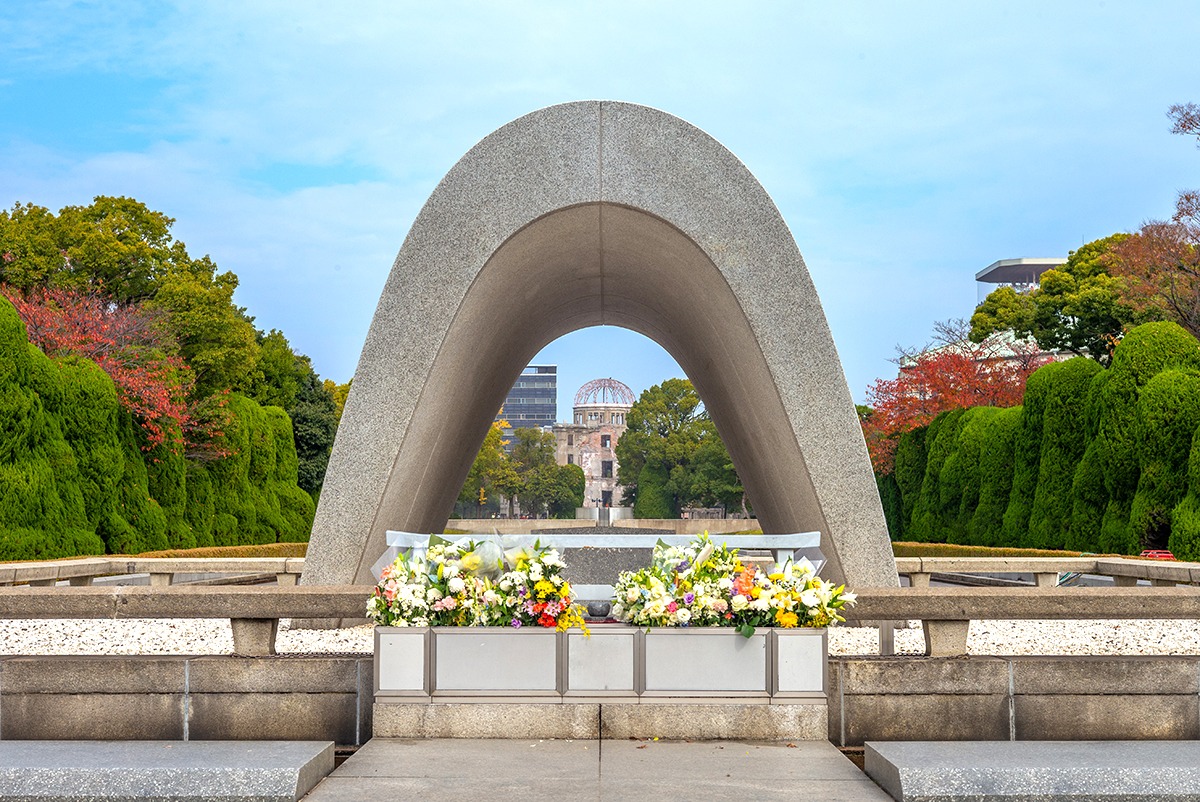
[304, 101, 897, 589]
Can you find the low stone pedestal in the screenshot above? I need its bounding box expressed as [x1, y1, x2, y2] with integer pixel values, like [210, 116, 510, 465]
[866, 741, 1200, 801]
[373, 701, 827, 740]
[0, 741, 334, 801]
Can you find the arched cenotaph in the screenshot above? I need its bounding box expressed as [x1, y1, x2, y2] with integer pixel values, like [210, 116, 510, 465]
[303, 101, 897, 590]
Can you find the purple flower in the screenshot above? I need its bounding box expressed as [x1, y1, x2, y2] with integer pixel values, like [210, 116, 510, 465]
[511, 619, 522, 629]
[675, 560, 690, 573]
[684, 592, 695, 605]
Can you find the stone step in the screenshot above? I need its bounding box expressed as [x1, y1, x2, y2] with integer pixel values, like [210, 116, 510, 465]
[0, 741, 334, 801]
[866, 741, 1200, 801]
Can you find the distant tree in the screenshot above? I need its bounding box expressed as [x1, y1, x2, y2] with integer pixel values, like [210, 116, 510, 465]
[509, 427, 557, 475]
[1105, 105, 1200, 340]
[323, 378, 351, 423]
[147, 262, 260, 399]
[863, 319, 1046, 474]
[0, 196, 192, 303]
[458, 419, 512, 511]
[615, 378, 742, 515]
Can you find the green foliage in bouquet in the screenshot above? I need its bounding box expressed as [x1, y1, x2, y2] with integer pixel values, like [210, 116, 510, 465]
[610, 533, 856, 638]
[367, 538, 588, 632]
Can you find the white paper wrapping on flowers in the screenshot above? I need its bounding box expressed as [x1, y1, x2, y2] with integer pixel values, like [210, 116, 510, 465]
[372, 530, 825, 581]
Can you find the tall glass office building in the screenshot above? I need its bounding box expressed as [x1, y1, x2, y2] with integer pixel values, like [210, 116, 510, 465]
[497, 365, 557, 447]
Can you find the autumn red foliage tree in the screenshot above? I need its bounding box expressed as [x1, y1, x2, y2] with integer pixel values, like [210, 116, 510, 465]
[2, 285, 212, 453]
[862, 320, 1048, 474]
[1107, 104, 1200, 339]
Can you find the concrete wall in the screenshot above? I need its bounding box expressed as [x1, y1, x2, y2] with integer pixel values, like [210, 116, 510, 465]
[3, 653, 1194, 747]
[0, 656, 373, 746]
[828, 655, 1200, 746]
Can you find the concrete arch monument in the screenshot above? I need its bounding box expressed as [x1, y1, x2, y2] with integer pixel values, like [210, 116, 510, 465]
[304, 101, 897, 589]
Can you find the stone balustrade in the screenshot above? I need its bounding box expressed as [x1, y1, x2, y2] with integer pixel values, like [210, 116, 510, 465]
[895, 555, 1200, 588]
[0, 585, 365, 655]
[0, 557, 307, 588]
[3, 583, 1199, 659]
[843, 585, 1200, 656]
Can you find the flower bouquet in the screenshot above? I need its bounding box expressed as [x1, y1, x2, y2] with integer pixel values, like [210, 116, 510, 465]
[610, 533, 855, 637]
[367, 537, 588, 633]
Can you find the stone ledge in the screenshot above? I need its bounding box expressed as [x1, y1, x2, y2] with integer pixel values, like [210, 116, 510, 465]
[866, 740, 1200, 802]
[0, 740, 332, 802]
[372, 702, 827, 740]
[373, 702, 599, 739]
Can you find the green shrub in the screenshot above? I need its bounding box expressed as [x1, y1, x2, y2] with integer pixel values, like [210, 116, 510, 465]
[0, 299, 103, 559]
[1027, 358, 1102, 550]
[892, 427, 927, 537]
[1003, 365, 1051, 545]
[1069, 369, 1111, 550]
[633, 463, 675, 519]
[970, 406, 1022, 546]
[877, 473, 904, 539]
[1129, 370, 1200, 549]
[909, 409, 967, 541]
[1092, 324, 1200, 552]
[938, 407, 991, 544]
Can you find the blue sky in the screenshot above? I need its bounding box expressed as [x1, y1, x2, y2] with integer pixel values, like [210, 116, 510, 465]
[3, 2, 1199, 420]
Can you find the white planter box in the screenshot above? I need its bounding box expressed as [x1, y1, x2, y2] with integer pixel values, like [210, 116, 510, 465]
[564, 624, 637, 697]
[374, 625, 826, 701]
[643, 628, 771, 695]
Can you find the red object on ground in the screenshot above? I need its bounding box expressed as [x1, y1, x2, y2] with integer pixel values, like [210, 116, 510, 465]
[1139, 549, 1176, 560]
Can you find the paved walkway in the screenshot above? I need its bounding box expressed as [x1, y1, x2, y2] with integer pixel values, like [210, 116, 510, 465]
[302, 738, 891, 801]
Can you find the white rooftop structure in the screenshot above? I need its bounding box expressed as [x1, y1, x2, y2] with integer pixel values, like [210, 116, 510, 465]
[976, 257, 1065, 302]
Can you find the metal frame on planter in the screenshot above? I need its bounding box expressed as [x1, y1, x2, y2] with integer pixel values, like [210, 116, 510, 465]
[374, 624, 827, 704]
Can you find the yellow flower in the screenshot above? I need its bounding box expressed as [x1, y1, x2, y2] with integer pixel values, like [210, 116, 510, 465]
[768, 572, 784, 581]
[460, 552, 482, 572]
[775, 609, 798, 628]
[534, 580, 556, 599]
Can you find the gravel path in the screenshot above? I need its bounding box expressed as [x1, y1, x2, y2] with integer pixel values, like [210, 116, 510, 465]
[3, 618, 1200, 656]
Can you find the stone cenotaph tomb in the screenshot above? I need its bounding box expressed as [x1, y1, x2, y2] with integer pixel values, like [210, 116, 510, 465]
[303, 101, 897, 592]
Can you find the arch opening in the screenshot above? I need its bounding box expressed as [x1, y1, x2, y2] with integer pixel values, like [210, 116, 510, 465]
[304, 101, 896, 590]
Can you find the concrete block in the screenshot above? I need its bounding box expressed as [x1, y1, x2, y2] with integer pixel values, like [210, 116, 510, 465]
[599, 703, 827, 741]
[866, 740, 1200, 802]
[188, 656, 359, 693]
[840, 657, 1008, 695]
[841, 694, 1009, 746]
[923, 620, 970, 656]
[1, 694, 183, 739]
[0, 656, 184, 694]
[372, 702, 599, 739]
[827, 660, 843, 744]
[1012, 655, 1199, 695]
[231, 618, 279, 656]
[189, 693, 357, 744]
[1015, 693, 1199, 740]
[0, 740, 332, 802]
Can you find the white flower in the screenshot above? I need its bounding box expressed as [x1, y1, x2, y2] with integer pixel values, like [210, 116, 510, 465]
[426, 588, 443, 602]
[447, 576, 466, 594]
[625, 587, 640, 603]
[731, 594, 748, 611]
[675, 608, 692, 624]
[717, 577, 733, 591]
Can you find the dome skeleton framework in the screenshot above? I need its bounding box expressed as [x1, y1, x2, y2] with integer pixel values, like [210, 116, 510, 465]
[574, 378, 635, 408]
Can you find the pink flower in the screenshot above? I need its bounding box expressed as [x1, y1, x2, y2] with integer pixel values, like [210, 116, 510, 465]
[666, 601, 678, 613]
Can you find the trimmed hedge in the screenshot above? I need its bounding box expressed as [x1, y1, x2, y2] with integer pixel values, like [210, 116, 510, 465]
[0, 296, 315, 560]
[879, 323, 1200, 554]
[1027, 358, 1102, 550]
